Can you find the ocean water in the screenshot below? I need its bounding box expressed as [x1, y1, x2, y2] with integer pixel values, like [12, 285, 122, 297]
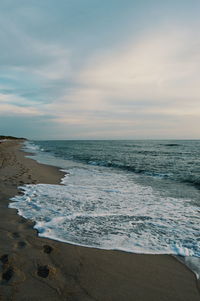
[9, 140, 200, 277]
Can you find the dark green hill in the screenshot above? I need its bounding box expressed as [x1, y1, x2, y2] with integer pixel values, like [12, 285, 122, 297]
[0, 135, 26, 140]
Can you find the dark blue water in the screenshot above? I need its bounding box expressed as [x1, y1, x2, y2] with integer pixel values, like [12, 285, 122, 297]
[35, 140, 200, 189]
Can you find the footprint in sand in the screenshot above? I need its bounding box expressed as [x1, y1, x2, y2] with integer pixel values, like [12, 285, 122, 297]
[0, 254, 9, 265]
[17, 241, 27, 249]
[12, 232, 20, 239]
[0, 254, 14, 284]
[43, 245, 53, 254]
[2, 267, 14, 283]
[37, 265, 49, 278]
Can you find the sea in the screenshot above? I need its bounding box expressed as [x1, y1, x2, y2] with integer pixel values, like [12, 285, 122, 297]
[9, 140, 200, 278]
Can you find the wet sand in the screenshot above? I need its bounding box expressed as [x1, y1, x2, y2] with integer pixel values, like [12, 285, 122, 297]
[0, 140, 199, 300]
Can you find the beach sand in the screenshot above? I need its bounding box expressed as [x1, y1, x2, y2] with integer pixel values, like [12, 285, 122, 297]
[0, 140, 199, 301]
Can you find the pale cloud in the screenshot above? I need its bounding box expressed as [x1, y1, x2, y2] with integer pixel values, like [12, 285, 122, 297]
[3, 26, 197, 139]
[0, 103, 42, 116]
[45, 28, 200, 134]
[76, 29, 200, 102]
[18, 39, 71, 81]
[0, 93, 43, 116]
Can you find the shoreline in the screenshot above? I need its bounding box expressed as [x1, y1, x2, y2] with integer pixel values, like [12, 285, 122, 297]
[0, 140, 199, 300]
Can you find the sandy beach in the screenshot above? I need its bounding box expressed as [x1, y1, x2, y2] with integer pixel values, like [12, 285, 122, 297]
[0, 140, 199, 301]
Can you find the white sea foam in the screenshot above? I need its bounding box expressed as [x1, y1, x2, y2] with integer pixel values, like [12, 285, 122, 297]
[9, 166, 200, 260]
[23, 141, 40, 151]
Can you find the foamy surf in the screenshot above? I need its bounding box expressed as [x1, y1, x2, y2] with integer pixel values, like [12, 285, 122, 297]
[10, 167, 200, 254]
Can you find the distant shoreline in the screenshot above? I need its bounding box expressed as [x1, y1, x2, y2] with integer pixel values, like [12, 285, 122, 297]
[0, 135, 26, 141]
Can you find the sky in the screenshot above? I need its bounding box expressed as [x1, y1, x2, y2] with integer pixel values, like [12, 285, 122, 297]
[0, 0, 200, 139]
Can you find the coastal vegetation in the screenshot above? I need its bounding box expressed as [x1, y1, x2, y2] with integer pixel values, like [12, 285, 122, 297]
[0, 135, 26, 140]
